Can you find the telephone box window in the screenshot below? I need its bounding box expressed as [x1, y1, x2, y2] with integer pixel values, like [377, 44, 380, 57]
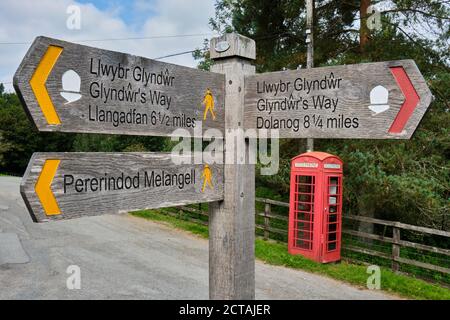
[293, 175, 315, 251]
[328, 223, 337, 232]
[326, 176, 341, 253]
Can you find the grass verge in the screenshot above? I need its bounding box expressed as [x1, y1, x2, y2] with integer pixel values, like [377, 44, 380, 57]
[131, 209, 450, 300]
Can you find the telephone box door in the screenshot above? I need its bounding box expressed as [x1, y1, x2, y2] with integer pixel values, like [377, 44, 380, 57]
[289, 173, 320, 260]
[321, 174, 342, 263]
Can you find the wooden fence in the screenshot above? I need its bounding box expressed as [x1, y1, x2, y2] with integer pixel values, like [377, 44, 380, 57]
[160, 197, 450, 278]
[255, 198, 450, 276]
[342, 214, 450, 275]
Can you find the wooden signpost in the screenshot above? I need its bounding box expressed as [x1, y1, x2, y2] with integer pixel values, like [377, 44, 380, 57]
[14, 36, 225, 137]
[244, 60, 432, 139]
[21, 152, 223, 223]
[14, 31, 433, 300]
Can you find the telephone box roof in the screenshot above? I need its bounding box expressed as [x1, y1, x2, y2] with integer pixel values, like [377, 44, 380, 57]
[292, 152, 342, 162]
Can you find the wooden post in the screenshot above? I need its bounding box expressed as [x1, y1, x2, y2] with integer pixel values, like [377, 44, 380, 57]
[392, 226, 401, 272]
[360, 0, 371, 52]
[306, 0, 315, 152]
[306, 0, 314, 70]
[264, 203, 271, 240]
[209, 33, 256, 299]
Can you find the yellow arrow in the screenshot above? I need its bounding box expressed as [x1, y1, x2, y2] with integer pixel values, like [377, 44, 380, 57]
[35, 159, 61, 215]
[30, 45, 63, 125]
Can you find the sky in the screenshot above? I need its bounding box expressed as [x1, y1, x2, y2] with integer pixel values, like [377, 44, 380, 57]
[0, 0, 218, 92]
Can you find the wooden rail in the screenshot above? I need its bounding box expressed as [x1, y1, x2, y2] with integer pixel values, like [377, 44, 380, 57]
[166, 198, 450, 277]
[342, 214, 450, 274]
[345, 214, 450, 238]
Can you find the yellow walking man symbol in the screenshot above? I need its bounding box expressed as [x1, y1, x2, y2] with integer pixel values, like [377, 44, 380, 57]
[201, 164, 213, 192]
[202, 88, 216, 121]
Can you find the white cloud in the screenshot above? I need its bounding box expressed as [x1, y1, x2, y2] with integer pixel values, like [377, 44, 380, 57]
[0, 0, 217, 92]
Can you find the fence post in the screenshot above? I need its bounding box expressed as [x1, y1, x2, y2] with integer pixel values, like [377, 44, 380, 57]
[264, 203, 271, 240]
[392, 226, 401, 272]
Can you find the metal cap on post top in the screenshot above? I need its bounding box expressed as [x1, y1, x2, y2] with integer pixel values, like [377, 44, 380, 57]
[210, 33, 256, 60]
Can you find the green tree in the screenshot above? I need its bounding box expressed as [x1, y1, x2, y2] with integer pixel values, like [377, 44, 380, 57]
[203, 0, 450, 229]
[0, 87, 75, 175]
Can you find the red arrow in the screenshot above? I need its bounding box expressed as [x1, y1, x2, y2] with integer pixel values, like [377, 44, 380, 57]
[388, 67, 420, 134]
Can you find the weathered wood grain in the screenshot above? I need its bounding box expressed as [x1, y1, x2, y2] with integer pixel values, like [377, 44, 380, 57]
[14, 36, 225, 137]
[244, 60, 432, 139]
[21, 152, 224, 223]
[209, 33, 256, 300]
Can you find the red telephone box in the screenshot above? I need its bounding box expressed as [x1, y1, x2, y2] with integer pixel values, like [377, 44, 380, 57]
[288, 152, 343, 263]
